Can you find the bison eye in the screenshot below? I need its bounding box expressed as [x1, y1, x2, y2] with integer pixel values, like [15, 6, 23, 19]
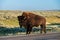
[23, 17, 26, 20]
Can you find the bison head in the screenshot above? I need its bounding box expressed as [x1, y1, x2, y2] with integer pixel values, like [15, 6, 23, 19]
[17, 16, 27, 28]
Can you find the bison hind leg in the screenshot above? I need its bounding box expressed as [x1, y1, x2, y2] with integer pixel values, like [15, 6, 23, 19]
[40, 25, 46, 34]
[43, 25, 46, 34]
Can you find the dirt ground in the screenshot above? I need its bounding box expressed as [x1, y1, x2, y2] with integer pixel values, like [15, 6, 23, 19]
[0, 32, 60, 40]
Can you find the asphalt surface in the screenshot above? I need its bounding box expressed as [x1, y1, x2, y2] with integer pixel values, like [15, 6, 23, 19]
[0, 32, 60, 40]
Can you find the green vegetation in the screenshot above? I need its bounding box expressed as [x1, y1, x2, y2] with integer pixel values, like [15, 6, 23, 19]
[0, 26, 53, 36]
[50, 23, 60, 25]
[0, 27, 26, 36]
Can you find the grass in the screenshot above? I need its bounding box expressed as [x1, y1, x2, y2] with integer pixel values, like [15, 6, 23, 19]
[0, 18, 19, 28]
[46, 16, 60, 23]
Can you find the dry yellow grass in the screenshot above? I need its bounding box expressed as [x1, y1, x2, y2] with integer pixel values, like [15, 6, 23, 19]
[46, 16, 60, 23]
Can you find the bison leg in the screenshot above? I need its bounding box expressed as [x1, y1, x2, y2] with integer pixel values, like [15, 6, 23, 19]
[43, 25, 46, 33]
[26, 24, 32, 34]
[26, 26, 29, 34]
[40, 25, 43, 34]
[40, 25, 46, 34]
[20, 25, 22, 28]
[19, 22, 22, 28]
[29, 27, 32, 34]
[42, 24, 46, 33]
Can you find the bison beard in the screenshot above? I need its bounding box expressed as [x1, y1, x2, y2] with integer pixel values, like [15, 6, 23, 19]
[17, 12, 46, 34]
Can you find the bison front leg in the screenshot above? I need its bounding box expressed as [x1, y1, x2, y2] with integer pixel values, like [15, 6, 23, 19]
[19, 24, 23, 28]
[26, 25, 32, 34]
[19, 22, 22, 28]
[26, 26, 29, 34]
[29, 27, 32, 34]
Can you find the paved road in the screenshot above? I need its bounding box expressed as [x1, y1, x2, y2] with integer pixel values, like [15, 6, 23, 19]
[0, 32, 60, 40]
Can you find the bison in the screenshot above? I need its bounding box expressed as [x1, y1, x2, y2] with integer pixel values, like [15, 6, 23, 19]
[17, 12, 46, 34]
